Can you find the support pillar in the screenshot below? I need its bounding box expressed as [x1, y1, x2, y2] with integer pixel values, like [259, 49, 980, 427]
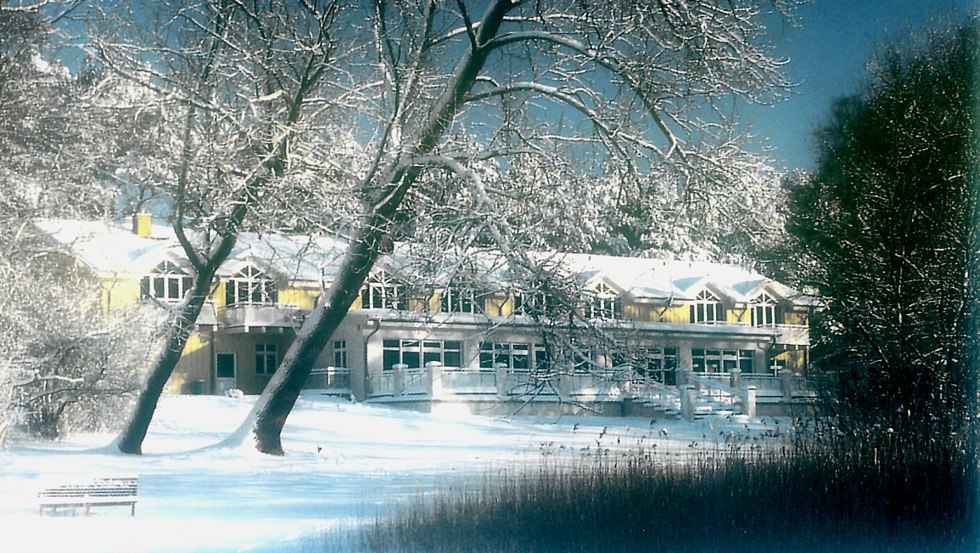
[681, 385, 697, 422]
[744, 385, 757, 418]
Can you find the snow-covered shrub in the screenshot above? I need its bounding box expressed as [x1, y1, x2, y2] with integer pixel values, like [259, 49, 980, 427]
[4, 260, 158, 439]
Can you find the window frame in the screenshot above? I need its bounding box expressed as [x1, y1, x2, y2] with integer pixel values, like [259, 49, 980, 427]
[226, 265, 278, 306]
[513, 290, 558, 318]
[440, 286, 484, 314]
[215, 352, 236, 379]
[360, 270, 408, 310]
[584, 282, 623, 320]
[255, 343, 279, 376]
[332, 340, 348, 369]
[478, 342, 549, 372]
[141, 261, 193, 302]
[751, 292, 784, 327]
[691, 348, 754, 373]
[690, 290, 725, 324]
[381, 339, 462, 370]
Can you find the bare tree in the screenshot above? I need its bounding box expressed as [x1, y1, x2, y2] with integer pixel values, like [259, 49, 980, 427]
[235, 0, 793, 454]
[0, 1, 135, 443]
[85, 0, 347, 453]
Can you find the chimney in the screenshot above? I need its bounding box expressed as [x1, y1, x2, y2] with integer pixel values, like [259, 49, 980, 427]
[132, 212, 152, 238]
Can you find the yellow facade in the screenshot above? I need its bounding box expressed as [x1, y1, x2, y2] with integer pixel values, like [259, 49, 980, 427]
[727, 305, 751, 324]
[278, 287, 319, 309]
[659, 305, 689, 323]
[784, 310, 809, 326]
[101, 278, 142, 310]
[213, 281, 227, 308]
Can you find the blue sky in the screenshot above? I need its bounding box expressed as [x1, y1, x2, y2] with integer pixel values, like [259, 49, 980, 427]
[747, 0, 978, 172]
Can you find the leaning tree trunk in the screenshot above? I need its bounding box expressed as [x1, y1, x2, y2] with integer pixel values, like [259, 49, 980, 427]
[246, 0, 514, 455]
[116, 232, 239, 454]
[247, 219, 394, 454]
[115, 276, 212, 454]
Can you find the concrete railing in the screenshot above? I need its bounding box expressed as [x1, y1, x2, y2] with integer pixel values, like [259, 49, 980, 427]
[306, 367, 351, 393]
[683, 369, 757, 420]
[217, 303, 304, 329]
[363, 365, 812, 415]
[365, 363, 624, 400]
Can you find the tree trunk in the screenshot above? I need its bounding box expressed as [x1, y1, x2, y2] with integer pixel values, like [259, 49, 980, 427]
[116, 263, 222, 454]
[250, 223, 386, 454]
[246, 0, 515, 455]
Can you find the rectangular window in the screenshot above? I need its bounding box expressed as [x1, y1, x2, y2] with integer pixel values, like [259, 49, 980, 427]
[443, 341, 462, 367]
[256, 343, 278, 375]
[614, 346, 678, 384]
[216, 353, 236, 379]
[332, 340, 347, 368]
[514, 291, 559, 318]
[382, 339, 461, 370]
[479, 343, 537, 370]
[362, 282, 408, 310]
[441, 288, 483, 314]
[739, 350, 754, 373]
[692, 349, 753, 374]
[382, 340, 401, 371]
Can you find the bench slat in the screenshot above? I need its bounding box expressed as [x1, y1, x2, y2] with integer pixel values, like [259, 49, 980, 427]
[38, 477, 138, 516]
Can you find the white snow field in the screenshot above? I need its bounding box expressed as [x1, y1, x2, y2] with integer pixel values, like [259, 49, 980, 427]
[0, 393, 788, 553]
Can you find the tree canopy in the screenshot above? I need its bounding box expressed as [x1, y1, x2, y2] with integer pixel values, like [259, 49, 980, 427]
[785, 19, 978, 434]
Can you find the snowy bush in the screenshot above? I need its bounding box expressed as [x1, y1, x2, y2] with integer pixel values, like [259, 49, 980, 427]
[3, 263, 158, 439]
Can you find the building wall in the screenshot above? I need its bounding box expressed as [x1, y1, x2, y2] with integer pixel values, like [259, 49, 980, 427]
[278, 287, 319, 309]
[784, 309, 809, 326]
[168, 331, 213, 394]
[102, 277, 142, 310]
[212, 332, 296, 394]
[88, 249, 812, 399]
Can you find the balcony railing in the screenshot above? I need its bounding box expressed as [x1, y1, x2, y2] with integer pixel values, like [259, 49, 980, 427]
[365, 363, 624, 400]
[217, 303, 305, 330]
[306, 367, 351, 395]
[770, 324, 809, 346]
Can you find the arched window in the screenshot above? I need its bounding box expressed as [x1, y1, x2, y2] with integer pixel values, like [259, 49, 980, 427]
[585, 283, 622, 320]
[360, 270, 407, 310]
[751, 292, 783, 326]
[225, 266, 277, 306]
[690, 289, 724, 324]
[141, 261, 192, 302]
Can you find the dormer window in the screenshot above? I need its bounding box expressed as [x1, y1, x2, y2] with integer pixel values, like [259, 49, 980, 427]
[141, 261, 192, 302]
[441, 285, 483, 314]
[690, 290, 724, 324]
[751, 292, 783, 326]
[585, 283, 622, 320]
[361, 270, 408, 310]
[514, 290, 557, 318]
[225, 265, 277, 306]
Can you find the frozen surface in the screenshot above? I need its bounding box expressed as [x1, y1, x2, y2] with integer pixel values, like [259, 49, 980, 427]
[0, 394, 788, 552]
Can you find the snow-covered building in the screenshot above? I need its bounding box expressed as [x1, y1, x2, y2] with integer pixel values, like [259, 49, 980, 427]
[33, 216, 816, 417]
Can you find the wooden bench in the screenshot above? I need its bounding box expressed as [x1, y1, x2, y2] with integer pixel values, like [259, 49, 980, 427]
[38, 477, 138, 516]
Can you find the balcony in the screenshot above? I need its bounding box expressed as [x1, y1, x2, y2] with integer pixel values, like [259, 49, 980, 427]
[306, 367, 351, 397]
[217, 303, 305, 332]
[365, 363, 624, 400]
[770, 324, 809, 347]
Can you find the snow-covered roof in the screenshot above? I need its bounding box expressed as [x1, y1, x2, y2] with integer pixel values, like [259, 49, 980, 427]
[551, 253, 810, 305]
[33, 219, 813, 307]
[33, 219, 347, 284]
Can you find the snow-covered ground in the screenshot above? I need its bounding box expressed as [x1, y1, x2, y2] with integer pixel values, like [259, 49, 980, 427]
[0, 393, 789, 552]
